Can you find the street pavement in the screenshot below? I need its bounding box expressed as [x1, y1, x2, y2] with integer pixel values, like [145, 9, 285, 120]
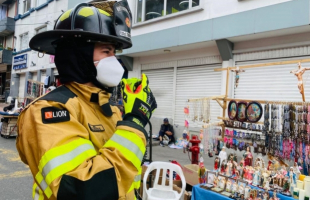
[0, 137, 32, 200]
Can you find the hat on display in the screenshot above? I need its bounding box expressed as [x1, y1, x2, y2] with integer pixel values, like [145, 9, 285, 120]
[29, 0, 132, 55]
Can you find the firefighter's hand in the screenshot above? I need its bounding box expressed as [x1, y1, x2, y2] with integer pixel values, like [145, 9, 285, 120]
[121, 73, 157, 127]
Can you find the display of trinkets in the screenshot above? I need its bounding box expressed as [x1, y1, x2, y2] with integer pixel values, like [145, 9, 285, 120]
[246, 102, 263, 123]
[237, 102, 248, 122]
[229, 100, 238, 120]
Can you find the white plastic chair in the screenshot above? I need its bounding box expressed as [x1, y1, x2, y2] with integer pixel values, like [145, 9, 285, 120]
[142, 161, 186, 200]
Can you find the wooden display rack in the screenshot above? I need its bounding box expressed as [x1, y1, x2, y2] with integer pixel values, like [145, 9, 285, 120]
[188, 58, 310, 139]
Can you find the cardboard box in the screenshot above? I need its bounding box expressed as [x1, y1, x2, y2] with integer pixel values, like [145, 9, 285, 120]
[1, 121, 17, 136]
[183, 164, 200, 186]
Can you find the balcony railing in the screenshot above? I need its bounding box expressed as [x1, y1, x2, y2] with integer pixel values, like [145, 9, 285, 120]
[0, 17, 14, 37]
[0, 49, 12, 64]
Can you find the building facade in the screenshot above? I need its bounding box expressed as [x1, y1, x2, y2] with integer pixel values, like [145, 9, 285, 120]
[67, 0, 310, 136]
[9, 0, 67, 104]
[0, 0, 17, 102]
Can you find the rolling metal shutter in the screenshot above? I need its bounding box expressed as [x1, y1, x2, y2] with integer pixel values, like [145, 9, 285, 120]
[174, 65, 222, 126]
[234, 57, 310, 101]
[18, 74, 25, 99]
[142, 68, 174, 119]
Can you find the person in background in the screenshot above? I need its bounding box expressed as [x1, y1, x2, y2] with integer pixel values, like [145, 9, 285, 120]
[159, 118, 175, 147]
[48, 81, 57, 91]
[45, 82, 57, 93]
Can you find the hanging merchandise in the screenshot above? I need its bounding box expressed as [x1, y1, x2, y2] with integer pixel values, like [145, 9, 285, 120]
[236, 101, 247, 122]
[228, 100, 237, 120]
[26, 79, 45, 98]
[246, 101, 263, 123]
[231, 66, 245, 88]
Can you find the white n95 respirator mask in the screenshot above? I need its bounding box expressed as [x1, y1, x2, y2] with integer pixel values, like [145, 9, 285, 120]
[94, 56, 124, 87]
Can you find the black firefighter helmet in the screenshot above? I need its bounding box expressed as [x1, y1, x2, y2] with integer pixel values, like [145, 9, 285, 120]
[29, 0, 132, 55]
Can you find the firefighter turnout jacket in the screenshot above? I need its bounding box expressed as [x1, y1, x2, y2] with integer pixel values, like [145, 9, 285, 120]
[16, 82, 145, 200]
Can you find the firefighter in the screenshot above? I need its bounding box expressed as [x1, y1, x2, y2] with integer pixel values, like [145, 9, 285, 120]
[16, 1, 157, 200]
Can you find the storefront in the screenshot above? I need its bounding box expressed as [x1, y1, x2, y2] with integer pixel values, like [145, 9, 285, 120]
[134, 53, 223, 134]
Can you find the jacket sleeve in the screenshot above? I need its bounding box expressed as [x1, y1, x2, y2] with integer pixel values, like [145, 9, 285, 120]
[16, 100, 145, 200]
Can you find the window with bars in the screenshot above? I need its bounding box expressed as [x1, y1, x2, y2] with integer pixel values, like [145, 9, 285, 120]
[136, 0, 200, 23]
[20, 32, 29, 51]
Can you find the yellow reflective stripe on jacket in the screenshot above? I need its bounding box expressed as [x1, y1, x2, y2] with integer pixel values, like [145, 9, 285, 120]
[36, 138, 97, 197]
[104, 131, 145, 170]
[32, 182, 45, 200]
[32, 182, 37, 199]
[127, 166, 142, 194]
[35, 172, 53, 198]
[134, 166, 142, 189]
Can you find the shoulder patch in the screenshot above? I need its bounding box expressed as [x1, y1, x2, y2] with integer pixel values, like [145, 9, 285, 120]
[41, 107, 70, 124]
[88, 123, 105, 132]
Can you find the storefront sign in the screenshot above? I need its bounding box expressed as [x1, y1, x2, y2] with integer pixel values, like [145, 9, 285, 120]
[13, 54, 27, 70]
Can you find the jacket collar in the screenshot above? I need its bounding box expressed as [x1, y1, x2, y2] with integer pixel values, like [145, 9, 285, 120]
[65, 82, 113, 117]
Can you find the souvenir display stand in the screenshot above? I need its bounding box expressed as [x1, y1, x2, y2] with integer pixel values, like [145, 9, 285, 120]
[184, 59, 310, 200]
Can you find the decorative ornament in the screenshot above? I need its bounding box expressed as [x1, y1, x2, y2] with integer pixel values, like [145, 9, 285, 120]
[290, 62, 310, 102]
[228, 100, 238, 120]
[246, 101, 263, 123]
[236, 101, 247, 122]
[231, 66, 245, 88]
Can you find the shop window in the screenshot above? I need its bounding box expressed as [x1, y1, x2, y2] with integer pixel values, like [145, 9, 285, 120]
[20, 32, 29, 51]
[136, 0, 200, 23]
[23, 0, 31, 13]
[36, 26, 47, 34]
[36, 0, 46, 7]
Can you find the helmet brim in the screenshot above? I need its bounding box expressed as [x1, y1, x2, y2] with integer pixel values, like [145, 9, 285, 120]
[29, 30, 132, 55]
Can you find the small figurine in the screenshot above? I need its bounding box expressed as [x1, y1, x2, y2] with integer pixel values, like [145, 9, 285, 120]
[243, 146, 253, 166]
[214, 156, 220, 172]
[252, 167, 260, 186]
[263, 191, 269, 200]
[287, 167, 297, 194]
[248, 166, 254, 183]
[220, 160, 226, 175]
[281, 176, 291, 196]
[270, 190, 279, 200]
[198, 157, 207, 184]
[226, 160, 233, 177]
[219, 146, 227, 166]
[244, 186, 251, 199]
[263, 177, 271, 190]
[292, 162, 301, 180]
[281, 166, 287, 176]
